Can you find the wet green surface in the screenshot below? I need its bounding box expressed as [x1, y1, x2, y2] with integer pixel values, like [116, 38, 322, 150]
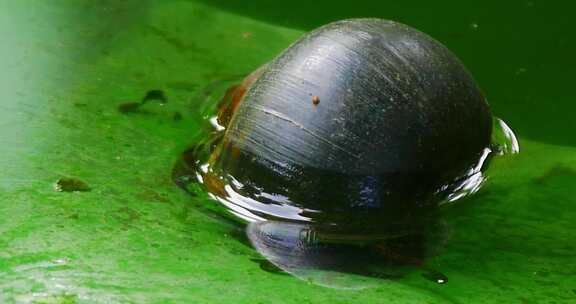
[0, 0, 574, 303]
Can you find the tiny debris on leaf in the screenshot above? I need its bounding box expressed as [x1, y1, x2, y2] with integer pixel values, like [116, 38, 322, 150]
[118, 89, 168, 114]
[142, 89, 167, 104]
[312, 95, 320, 105]
[53, 177, 91, 192]
[117, 102, 142, 114]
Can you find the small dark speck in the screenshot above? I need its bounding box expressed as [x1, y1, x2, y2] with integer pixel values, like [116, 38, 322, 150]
[142, 89, 167, 104]
[135, 189, 170, 204]
[118, 102, 142, 114]
[73, 102, 88, 108]
[118, 89, 167, 114]
[173, 111, 183, 121]
[312, 95, 320, 106]
[54, 177, 91, 192]
[572, 289, 576, 295]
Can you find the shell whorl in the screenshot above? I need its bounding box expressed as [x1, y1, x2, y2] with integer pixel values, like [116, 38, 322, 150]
[226, 18, 491, 177]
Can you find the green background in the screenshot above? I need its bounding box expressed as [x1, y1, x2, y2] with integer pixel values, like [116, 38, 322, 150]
[0, 0, 574, 303]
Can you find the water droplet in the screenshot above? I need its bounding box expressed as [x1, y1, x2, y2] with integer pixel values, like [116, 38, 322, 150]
[491, 118, 520, 155]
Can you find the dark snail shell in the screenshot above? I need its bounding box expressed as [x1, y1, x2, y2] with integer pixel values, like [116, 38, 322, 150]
[192, 18, 493, 233]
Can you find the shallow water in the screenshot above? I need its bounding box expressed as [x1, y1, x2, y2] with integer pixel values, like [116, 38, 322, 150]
[0, 0, 575, 303]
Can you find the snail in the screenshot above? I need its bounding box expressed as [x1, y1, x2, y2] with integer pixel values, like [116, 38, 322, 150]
[174, 18, 517, 285]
